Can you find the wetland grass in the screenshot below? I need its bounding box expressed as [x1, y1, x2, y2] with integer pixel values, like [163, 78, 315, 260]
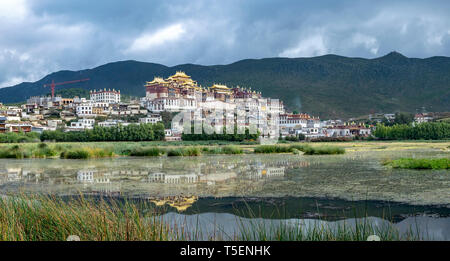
[237, 218, 421, 241]
[253, 145, 293, 153]
[167, 147, 202, 157]
[201, 145, 243, 155]
[0, 195, 176, 241]
[0, 195, 424, 241]
[253, 144, 345, 155]
[384, 158, 450, 170]
[129, 147, 165, 157]
[302, 145, 346, 155]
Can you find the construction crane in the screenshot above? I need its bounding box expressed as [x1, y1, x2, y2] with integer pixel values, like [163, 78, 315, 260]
[43, 78, 90, 99]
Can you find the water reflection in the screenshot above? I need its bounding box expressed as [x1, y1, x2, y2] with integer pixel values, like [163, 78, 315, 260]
[0, 150, 449, 239]
[0, 150, 449, 207]
[162, 213, 450, 241]
[0, 156, 307, 197]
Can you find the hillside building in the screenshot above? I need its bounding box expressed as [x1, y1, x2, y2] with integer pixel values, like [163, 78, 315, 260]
[90, 89, 121, 104]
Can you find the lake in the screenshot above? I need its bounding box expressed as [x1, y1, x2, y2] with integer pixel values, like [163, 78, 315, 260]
[0, 147, 449, 240]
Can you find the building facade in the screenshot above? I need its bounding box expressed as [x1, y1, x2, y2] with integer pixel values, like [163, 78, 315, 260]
[90, 89, 121, 104]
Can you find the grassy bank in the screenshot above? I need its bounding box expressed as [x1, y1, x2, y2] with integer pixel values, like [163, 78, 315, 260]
[384, 158, 450, 170]
[0, 143, 115, 159]
[254, 144, 345, 155]
[0, 142, 345, 159]
[0, 195, 422, 241]
[2, 140, 449, 159]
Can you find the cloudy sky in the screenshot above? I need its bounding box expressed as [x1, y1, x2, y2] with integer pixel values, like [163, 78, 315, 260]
[1, 0, 450, 87]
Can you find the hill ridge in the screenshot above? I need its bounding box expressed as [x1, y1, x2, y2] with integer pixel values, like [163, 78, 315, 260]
[0, 52, 449, 118]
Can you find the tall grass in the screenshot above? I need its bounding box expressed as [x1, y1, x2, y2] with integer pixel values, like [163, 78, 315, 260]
[237, 218, 421, 241]
[253, 144, 345, 155]
[129, 147, 165, 157]
[384, 158, 450, 170]
[0, 145, 32, 159]
[0, 195, 178, 241]
[0, 195, 425, 241]
[201, 146, 243, 155]
[167, 147, 202, 157]
[32, 143, 58, 158]
[254, 145, 293, 153]
[302, 146, 345, 155]
[0, 142, 345, 159]
[60, 147, 114, 159]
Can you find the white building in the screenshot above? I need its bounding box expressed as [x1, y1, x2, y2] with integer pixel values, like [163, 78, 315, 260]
[415, 113, 433, 123]
[144, 97, 197, 112]
[76, 103, 94, 117]
[139, 114, 162, 124]
[325, 126, 351, 137]
[68, 118, 95, 131]
[97, 119, 129, 127]
[90, 89, 120, 104]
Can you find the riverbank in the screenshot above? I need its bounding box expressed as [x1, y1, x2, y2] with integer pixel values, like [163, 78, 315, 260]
[0, 142, 346, 159]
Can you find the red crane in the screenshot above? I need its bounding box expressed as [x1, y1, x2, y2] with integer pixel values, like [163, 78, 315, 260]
[43, 78, 90, 99]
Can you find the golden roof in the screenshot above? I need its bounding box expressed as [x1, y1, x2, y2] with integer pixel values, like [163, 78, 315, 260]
[169, 71, 190, 79]
[146, 77, 167, 85]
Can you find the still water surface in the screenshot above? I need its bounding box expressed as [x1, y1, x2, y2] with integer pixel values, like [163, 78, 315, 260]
[0, 149, 449, 240]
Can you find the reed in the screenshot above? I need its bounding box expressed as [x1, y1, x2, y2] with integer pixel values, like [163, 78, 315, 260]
[60, 147, 114, 159]
[0, 195, 424, 241]
[237, 218, 421, 241]
[254, 145, 293, 153]
[0, 195, 176, 241]
[302, 145, 345, 155]
[129, 147, 165, 157]
[202, 146, 243, 155]
[167, 147, 202, 157]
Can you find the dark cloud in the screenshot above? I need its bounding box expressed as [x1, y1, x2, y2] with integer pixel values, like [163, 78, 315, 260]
[1, 0, 449, 87]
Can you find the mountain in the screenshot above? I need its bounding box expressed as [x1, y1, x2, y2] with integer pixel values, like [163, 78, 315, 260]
[0, 52, 449, 119]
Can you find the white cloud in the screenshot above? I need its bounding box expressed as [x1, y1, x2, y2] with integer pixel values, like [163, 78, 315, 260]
[1, 1, 450, 88]
[126, 23, 186, 53]
[279, 35, 328, 58]
[0, 0, 28, 21]
[352, 33, 379, 55]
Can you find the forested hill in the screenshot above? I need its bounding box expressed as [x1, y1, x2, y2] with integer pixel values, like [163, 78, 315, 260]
[1, 52, 449, 119]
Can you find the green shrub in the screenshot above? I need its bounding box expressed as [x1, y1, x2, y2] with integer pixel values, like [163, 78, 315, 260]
[384, 158, 449, 170]
[182, 147, 201, 156]
[0, 145, 32, 159]
[61, 149, 90, 159]
[221, 146, 243, 154]
[254, 145, 293, 153]
[289, 144, 311, 151]
[167, 147, 201, 156]
[167, 149, 184, 157]
[302, 146, 345, 155]
[129, 147, 164, 157]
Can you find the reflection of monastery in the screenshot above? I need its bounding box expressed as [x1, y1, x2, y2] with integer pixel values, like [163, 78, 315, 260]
[149, 195, 198, 212]
[0, 158, 311, 186]
[77, 170, 110, 184]
[0, 167, 38, 184]
[0, 158, 312, 202]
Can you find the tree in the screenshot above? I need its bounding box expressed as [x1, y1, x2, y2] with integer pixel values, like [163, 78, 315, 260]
[394, 112, 414, 125]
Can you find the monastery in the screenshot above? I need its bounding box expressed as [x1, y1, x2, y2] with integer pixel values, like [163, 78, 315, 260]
[141, 71, 275, 112]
